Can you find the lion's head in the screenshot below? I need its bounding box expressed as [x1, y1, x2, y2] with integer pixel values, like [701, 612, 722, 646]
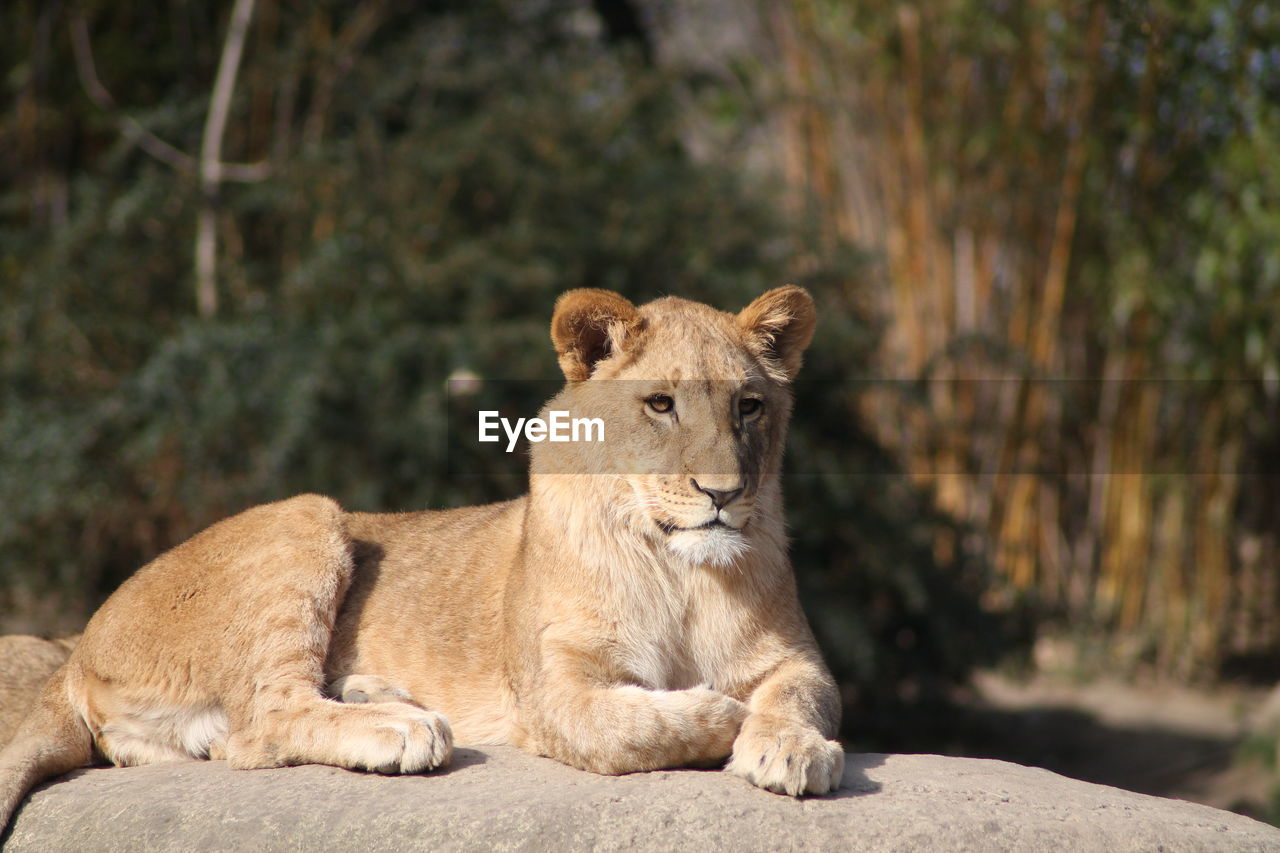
[530, 287, 816, 568]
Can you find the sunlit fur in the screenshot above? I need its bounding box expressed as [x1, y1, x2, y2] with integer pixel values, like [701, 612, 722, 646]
[0, 287, 843, 834]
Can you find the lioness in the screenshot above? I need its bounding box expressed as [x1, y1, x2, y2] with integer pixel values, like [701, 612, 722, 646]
[0, 287, 843, 832]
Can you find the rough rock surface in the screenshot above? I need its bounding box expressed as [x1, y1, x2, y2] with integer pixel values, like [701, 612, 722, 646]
[4, 747, 1278, 852]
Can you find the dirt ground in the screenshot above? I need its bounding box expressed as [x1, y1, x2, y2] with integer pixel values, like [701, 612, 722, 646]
[956, 667, 1278, 823]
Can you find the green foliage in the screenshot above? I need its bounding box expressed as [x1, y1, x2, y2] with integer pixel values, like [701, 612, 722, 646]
[1090, 0, 1280, 364]
[1233, 731, 1280, 826]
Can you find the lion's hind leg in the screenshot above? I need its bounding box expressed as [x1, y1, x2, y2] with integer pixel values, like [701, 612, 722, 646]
[200, 496, 452, 775]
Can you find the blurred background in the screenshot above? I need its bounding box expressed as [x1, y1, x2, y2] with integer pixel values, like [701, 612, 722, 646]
[3, 0, 1279, 822]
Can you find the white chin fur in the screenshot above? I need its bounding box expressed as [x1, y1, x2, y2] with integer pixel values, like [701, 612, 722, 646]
[666, 526, 749, 567]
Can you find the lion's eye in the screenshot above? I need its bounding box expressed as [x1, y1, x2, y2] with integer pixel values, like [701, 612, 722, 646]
[738, 397, 763, 417]
[646, 394, 675, 414]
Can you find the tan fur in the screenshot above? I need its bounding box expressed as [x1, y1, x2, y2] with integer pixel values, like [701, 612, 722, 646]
[0, 636, 79, 748]
[0, 287, 842, 831]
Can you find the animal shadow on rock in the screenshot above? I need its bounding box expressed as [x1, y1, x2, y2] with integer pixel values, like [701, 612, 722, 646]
[828, 752, 884, 799]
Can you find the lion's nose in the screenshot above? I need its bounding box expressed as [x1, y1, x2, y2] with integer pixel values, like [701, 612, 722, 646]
[690, 478, 744, 510]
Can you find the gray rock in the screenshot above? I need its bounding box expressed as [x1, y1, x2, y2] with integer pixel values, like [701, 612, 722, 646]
[5, 747, 1278, 852]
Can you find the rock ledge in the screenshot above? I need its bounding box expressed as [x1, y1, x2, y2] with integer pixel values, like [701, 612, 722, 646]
[5, 747, 1278, 852]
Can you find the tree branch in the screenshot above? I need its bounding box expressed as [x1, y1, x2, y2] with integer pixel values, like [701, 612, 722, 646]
[200, 0, 257, 188]
[69, 14, 270, 184]
[196, 0, 258, 319]
[70, 15, 196, 173]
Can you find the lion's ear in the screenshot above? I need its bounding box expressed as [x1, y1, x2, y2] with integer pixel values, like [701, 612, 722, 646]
[550, 289, 641, 381]
[737, 285, 817, 380]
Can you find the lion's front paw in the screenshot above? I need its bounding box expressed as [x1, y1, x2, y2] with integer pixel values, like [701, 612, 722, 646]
[357, 704, 455, 774]
[726, 719, 844, 796]
[692, 688, 751, 757]
[654, 687, 749, 761]
[225, 701, 453, 775]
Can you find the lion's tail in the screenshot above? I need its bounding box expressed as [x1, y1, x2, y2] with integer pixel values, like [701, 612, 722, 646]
[0, 666, 92, 834]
